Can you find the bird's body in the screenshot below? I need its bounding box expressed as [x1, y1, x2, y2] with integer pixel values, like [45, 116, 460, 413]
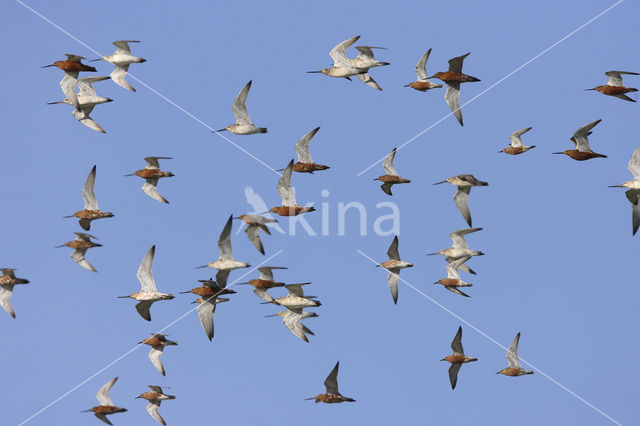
[94, 41, 146, 91]
[441, 326, 477, 389]
[291, 127, 330, 173]
[139, 334, 177, 376]
[500, 127, 535, 155]
[0, 269, 29, 319]
[406, 49, 442, 91]
[83, 377, 127, 425]
[119, 246, 174, 321]
[196, 215, 250, 283]
[610, 144, 640, 235]
[429, 53, 480, 126]
[375, 148, 411, 196]
[217, 81, 266, 134]
[126, 157, 174, 204]
[56, 232, 102, 272]
[235, 214, 277, 255]
[586, 71, 638, 102]
[434, 257, 473, 297]
[497, 332, 534, 376]
[428, 228, 484, 260]
[306, 362, 355, 404]
[136, 386, 174, 426]
[378, 236, 413, 304]
[239, 266, 287, 301]
[66, 166, 114, 230]
[270, 160, 316, 216]
[554, 119, 606, 161]
[434, 175, 488, 227]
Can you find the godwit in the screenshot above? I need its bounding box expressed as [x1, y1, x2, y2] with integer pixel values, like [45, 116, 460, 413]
[428, 52, 480, 126]
[265, 309, 317, 342]
[264, 283, 321, 313]
[238, 266, 287, 301]
[500, 127, 535, 155]
[234, 214, 277, 255]
[139, 334, 178, 376]
[269, 160, 316, 216]
[405, 49, 442, 92]
[126, 157, 174, 204]
[92, 41, 146, 92]
[497, 332, 534, 376]
[196, 214, 250, 284]
[118, 246, 175, 321]
[179, 278, 236, 297]
[192, 296, 229, 341]
[290, 127, 330, 173]
[0, 269, 29, 319]
[427, 227, 484, 261]
[216, 80, 266, 135]
[378, 236, 413, 304]
[609, 144, 640, 235]
[82, 377, 127, 425]
[47, 76, 112, 108]
[56, 232, 102, 272]
[306, 362, 355, 404]
[65, 166, 114, 231]
[47, 76, 113, 133]
[307, 35, 365, 80]
[374, 148, 411, 196]
[586, 71, 638, 102]
[433, 174, 488, 227]
[43, 54, 96, 109]
[348, 45, 389, 90]
[136, 386, 175, 426]
[441, 326, 477, 389]
[553, 119, 606, 161]
[434, 256, 473, 298]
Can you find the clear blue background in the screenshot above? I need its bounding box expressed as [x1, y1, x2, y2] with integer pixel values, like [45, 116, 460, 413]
[1, 0, 638, 425]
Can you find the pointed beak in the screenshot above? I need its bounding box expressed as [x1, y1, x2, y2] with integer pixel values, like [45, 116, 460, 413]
[195, 265, 209, 269]
[124, 173, 135, 176]
[55, 244, 65, 248]
[609, 185, 623, 188]
[584, 88, 596, 91]
[552, 152, 564, 155]
[306, 70, 323, 74]
[433, 181, 447, 185]
[41, 64, 54, 68]
[89, 58, 103, 62]
[426, 253, 439, 256]
[46, 101, 64, 105]
[212, 128, 227, 133]
[117, 295, 130, 298]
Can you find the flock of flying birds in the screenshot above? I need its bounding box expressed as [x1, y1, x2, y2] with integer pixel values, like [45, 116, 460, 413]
[3, 34, 639, 424]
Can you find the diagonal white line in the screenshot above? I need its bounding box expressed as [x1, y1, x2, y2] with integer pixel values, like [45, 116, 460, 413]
[356, 249, 622, 425]
[356, 0, 624, 176]
[15, 0, 281, 176]
[17, 250, 284, 425]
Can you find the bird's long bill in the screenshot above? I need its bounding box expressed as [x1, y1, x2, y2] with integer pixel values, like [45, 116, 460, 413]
[117, 295, 131, 298]
[235, 282, 251, 285]
[63, 214, 75, 218]
[259, 301, 276, 305]
[124, 173, 135, 177]
[89, 58, 104, 62]
[583, 88, 596, 91]
[608, 184, 624, 188]
[212, 128, 227, 133]
[425, 252, 439, 256]
[41, 64, 55, 68]
[54, 244, 66, 248]
[46, 101, 64, 105]
[306, 70, 323, 74]
[432, 180, 447, 185]
[551, 152, 564, 155]
[264, 313, 279, 317]
[195, 265, 209, 269]
[304, 397, 317, 400]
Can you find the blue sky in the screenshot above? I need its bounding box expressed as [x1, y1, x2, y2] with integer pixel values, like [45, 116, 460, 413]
[1, 0, 638, 424]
